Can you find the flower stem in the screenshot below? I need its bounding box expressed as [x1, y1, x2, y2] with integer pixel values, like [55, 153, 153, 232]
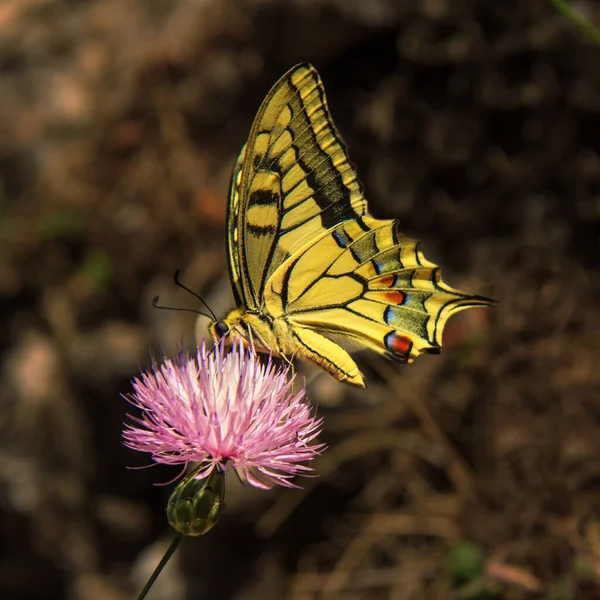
[550, 0, 600, 45]
[136, 533, 183, 600]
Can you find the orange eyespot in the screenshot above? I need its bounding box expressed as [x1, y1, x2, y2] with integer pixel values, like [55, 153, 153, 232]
[374, 274, 396, 287]
[384, 290, 407, 305]
[384, 332, 413, 362]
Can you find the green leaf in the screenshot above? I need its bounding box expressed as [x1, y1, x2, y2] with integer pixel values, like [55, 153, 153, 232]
[447, 541, 486, 587]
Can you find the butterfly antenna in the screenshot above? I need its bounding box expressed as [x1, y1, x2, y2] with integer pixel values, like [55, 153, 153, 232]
[171, 268, 218, 321]
[152, 296, 213, 319]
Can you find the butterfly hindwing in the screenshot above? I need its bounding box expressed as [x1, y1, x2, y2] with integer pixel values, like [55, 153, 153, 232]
[265, 218, 489, 368]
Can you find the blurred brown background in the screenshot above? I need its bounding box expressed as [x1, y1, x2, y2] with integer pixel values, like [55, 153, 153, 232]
[2, 1, 600, 599]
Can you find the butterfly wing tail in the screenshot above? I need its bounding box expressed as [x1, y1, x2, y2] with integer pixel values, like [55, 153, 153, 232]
[355, 221, 494, 360]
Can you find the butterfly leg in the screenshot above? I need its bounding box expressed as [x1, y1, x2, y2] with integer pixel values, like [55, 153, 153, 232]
[279, 352, 296, 377]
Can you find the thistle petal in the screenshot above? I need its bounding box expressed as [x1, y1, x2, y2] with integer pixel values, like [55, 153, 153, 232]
[123, 339, 325, 489]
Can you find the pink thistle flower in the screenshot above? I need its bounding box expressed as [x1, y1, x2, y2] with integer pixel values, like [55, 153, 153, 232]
[123, 340, 325, 489]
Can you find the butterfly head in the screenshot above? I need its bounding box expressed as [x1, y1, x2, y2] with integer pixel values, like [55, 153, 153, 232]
[209, 308, 282, 357]
[208, 308, 248, 347]
[211, 320, 231, 339]
[209, 318, 234, 346]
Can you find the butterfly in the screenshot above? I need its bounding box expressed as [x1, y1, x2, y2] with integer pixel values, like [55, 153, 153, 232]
[209, 63, 492, 388]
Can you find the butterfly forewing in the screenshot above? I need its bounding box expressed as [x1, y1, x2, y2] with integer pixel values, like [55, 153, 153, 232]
[230, 63, 368, 309]
[227, 145, 246, 307]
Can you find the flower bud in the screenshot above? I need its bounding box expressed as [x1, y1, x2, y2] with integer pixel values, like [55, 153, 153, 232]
[167, 468, 226, 536]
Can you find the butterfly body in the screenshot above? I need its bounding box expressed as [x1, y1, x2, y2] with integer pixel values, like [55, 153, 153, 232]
[209, 63, 492, 388]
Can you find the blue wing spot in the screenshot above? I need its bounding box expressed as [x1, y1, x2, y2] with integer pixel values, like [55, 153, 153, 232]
[332, 229, 350, 248]
[384, 306, 394, 325]
[372, 258, 384, 274]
